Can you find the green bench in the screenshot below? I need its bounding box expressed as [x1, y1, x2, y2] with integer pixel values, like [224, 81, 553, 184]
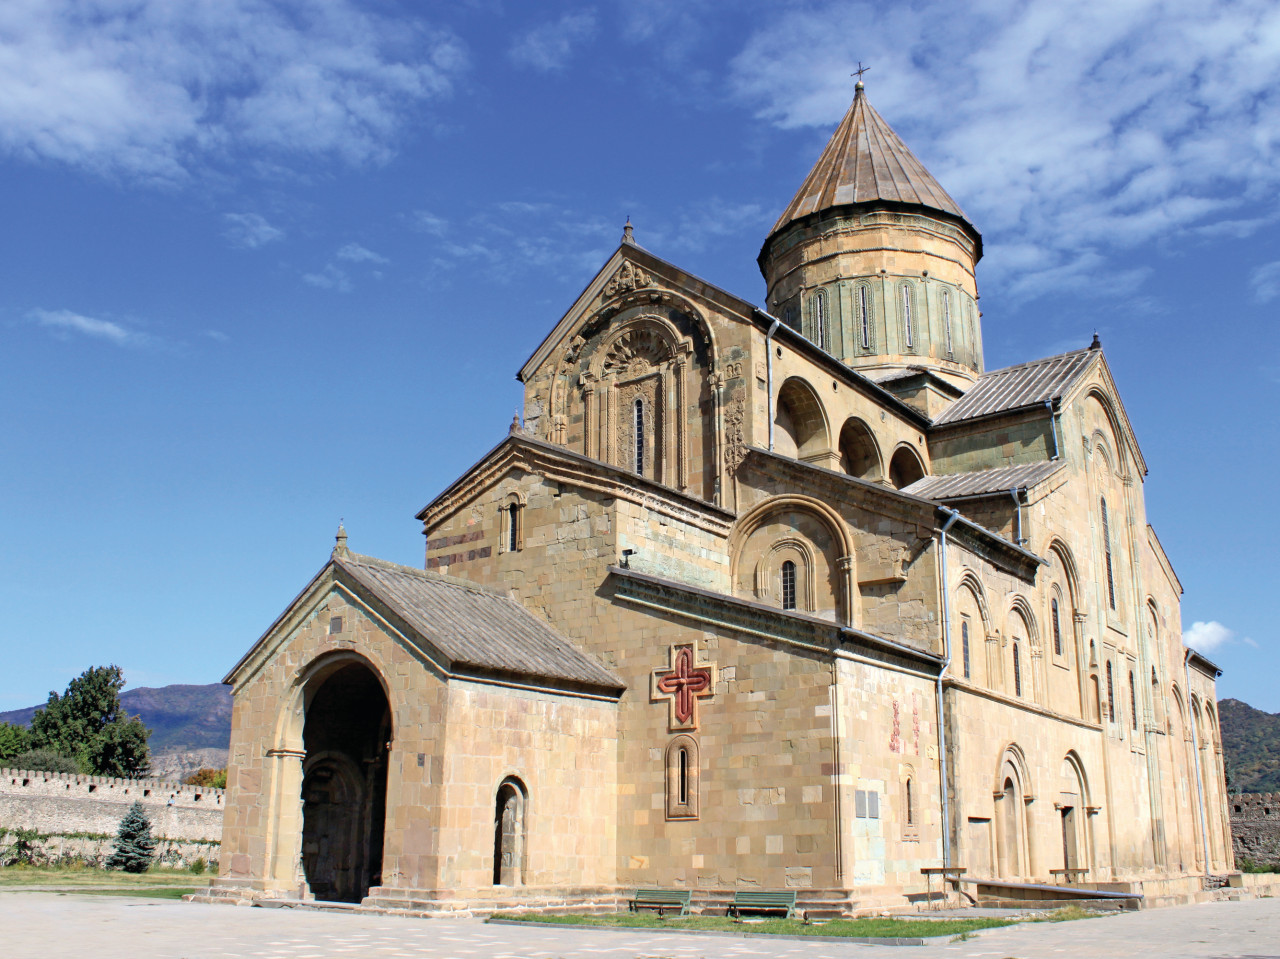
[629, 887, 691, 916]
[728, 889, 800, 920]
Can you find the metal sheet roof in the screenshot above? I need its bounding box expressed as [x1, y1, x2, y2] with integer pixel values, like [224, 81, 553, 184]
[337, 554, 623, 691]
[933, 348, 1097, 426]
[768, 85, 973, 239]
[903, 461, 1065, 500]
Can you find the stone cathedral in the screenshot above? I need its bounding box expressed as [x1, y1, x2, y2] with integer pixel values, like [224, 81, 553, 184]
[211, 82, 1233, 915]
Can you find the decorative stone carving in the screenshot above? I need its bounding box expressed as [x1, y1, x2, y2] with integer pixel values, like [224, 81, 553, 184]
[603, 260, 653, 298]
[723, 397, 746, 476]
[651, 643, 717, 731]
[603, 328, 671, 376]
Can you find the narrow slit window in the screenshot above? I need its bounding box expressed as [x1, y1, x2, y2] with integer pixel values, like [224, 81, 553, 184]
[1130, 671, 1138, 731]
[901, 284, 914, 349]
[507, 504, 519, 552]
[1013, 642, 1023, 698]
[781, 560, 797, 611]
[1101, 498, 1116, 610]
[1051, 598, 1062, 655]
[633, 399, 645, 475]
[811, 290, 828, 350]
[678, 747, 688, 804]
[961, 618, 971, 679]
[1106, 661, 1115, 722]
[858, 285, 871, 349]
[905, 778, 914, 825]
[943, 289, 953, 356]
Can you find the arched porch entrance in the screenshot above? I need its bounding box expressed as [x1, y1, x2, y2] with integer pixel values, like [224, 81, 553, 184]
[300, 661, 391, 903]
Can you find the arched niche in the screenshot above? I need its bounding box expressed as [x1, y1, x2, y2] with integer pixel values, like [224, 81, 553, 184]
[994, 746, 1032, 880]
[493, 776, 528, 886]
[775, 377, 833, 465]
[888, 444, 926, 489]
[729, 496, 855, 625]
[1058, 752, 1093, 875]
[838, 417, 883, 482]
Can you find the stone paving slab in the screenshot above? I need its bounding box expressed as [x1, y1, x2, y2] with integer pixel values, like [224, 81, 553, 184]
[1, 891, 1278, 959]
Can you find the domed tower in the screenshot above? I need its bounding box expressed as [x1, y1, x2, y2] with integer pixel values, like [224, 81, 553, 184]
[759, 81, 984, 389]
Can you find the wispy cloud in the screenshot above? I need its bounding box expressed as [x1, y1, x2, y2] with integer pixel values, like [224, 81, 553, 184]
[302, 264, 352, 293]
[1184, 620, 1258, 654]
[728, 0, 1280, 303]
[30, 308, 149, 346]
[1251, 261, 1280, 303]
[223, 212, 284, 249]
[509, 11, 597, 72]
[0, 0, 468, 183]
[337, 243, 388, 264]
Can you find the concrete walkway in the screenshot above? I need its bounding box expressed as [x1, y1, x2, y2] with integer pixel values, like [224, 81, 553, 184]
[1, 891, 1277, 959]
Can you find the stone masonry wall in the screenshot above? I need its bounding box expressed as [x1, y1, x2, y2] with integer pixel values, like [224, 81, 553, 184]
[0, 767, 224, 843]
[1231, 793, 1280, 867]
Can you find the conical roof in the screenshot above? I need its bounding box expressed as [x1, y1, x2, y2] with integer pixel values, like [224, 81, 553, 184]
[767, 83, 974, 239]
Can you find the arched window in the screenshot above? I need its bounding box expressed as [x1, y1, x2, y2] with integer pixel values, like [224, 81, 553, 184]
[781, 560, 797, 611]
[665, 735, 699, 819]
[1129, 670, 1138, 731]
[500, 496, 524, 553]
[1013, 642, 1023, 698]
[901, 284, 915, 350]
[961, 618, 971, 679]
[1106, 661, 1115, 722]
[1151, 668, 1164, 728]
[965, 303, 977, 369]
[857, 285, 872, 350]
[905, 777, 914, 825]
[1051, 598, 1062, 656]
[633, 398, 645, 475]
[1101, 498, 1116, 611]
[942, 289, 953, 356]
[810, 290, 828, 351]
[507, 504, 520, 552]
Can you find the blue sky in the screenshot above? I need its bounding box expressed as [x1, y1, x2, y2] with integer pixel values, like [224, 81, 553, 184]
[1, 0, 1277, 712]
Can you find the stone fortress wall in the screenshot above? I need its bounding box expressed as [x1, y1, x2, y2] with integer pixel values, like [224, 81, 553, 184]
[1, 766, 224, 866]
[1231, 793, 1280, 867]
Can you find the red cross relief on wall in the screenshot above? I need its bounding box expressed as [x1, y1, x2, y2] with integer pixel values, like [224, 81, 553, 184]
[651, 643, 717, 731]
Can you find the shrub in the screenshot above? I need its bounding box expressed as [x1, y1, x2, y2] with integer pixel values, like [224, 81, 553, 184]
[183, 768, 227, 789]
[11, 749, 81, 774]
[105, 801, 156, 873]
[190, 857, 207, 875]
[2, 828, 44, 867]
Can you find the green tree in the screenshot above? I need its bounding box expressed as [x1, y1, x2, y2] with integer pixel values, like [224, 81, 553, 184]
[28, 665, 151, 777]
[105, 801, 156, 873]
[10, 749, 79, 774]
[0, 721, 30, 763]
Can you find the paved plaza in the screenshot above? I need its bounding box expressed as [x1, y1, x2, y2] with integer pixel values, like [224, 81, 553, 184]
[1, 893, 1277, 959]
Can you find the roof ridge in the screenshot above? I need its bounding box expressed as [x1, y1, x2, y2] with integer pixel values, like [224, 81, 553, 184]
[976, 347, 1094, 379]
[338, 552, 504, 598]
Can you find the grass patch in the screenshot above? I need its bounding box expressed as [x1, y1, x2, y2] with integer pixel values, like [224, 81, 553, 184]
[0, 866, 205, 888]
[59, 887, 197, 900]
[489, 912, 1013, 939]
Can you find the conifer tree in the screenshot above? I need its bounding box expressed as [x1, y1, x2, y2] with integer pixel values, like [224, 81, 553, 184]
[106, 801, 156, 873]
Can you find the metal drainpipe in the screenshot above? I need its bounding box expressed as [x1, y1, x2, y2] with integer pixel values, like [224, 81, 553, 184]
[1009, 488, 1023, 545]
[936, 507, 961, 869]
[765, 317, 781, 451]
[1185, 651, 1213, 873]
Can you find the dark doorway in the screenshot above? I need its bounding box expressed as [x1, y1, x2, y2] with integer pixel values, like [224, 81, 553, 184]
[301, 662, 390, 903]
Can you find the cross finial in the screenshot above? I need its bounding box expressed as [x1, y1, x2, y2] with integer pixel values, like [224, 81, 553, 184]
[852, 62, 870, 91]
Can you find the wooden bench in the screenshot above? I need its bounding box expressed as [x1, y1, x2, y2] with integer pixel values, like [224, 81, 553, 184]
[629, 888, 691, 916]
[728, 890, 800, 920]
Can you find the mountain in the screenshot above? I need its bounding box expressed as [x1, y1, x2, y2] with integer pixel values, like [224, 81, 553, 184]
[0, 682, 232, 780]
[1219, 698, 1280, 794]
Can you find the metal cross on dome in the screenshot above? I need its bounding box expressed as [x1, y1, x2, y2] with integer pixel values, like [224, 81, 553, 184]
[852, 62, 870, 82]
[651, 643, 717, 731]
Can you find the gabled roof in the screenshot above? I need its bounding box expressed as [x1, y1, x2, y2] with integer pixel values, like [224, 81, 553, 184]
[903, 461, 1065, 500]
[226, 550, 623, 693]
[766, 84, 976, 243]
[933, 348, 1098, 426]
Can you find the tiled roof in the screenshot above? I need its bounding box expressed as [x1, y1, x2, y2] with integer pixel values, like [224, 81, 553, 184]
[903, 461, 1065, 500]
[768, 85, 973, 239]
[933, 348, 1097, 426]
[336, 554, 623, 691]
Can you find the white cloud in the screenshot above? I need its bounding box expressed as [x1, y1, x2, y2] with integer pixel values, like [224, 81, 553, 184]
[1183, 620, 1257, 653]
[509, 11, 597, 73]
[1251, 261, 1280, 302]
[30, 308, 147, 346]
[0, 0, 468, 182]
[409, 210, 450, 236]
[203, 329, 230, 343]
[223, 212, 284, 249]
[302, 264, 352, 293]
[336, 243, 388, 264]
[728, 0, 1280, 302]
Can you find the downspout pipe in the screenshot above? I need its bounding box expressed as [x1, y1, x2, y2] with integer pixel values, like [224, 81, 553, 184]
[1185, 650, 1213, 873]
[1045, 400, 1060, 461]
[765, 317, 781, 451]
[1009, 488, 1024, 546]
[936, 507, 961, 870]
